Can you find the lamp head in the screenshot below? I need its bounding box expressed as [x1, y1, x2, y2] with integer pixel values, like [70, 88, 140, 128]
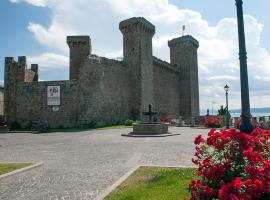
[224, 84, 229, 92]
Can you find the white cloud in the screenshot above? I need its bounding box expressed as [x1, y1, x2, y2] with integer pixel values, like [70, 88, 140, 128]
[28, 53, 68, 70]
[254, 75, 270, 82]
[206, 76, 239, 81]
[10, 0, 270, 109]
[10, 0, 46, 7]
[28, 21, 78, 54]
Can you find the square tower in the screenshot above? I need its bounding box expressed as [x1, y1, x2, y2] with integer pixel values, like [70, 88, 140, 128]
[168, 35, 200, 117]
[67, 36, 91, 80]
[119, 17, 155, 119]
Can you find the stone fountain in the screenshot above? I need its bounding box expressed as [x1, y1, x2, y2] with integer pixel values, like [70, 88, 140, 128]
[122, 104, 180, 137]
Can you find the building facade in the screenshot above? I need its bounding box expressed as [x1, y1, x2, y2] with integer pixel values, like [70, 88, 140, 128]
[4, 17, 200, 128]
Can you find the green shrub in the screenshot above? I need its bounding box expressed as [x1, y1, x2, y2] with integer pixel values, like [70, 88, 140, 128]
[125, 119, 133, 126]
[25, 121, 39, 131]
[10, 121, 21, 131]
[88, 120, 97, 129]
[57, 125, 64, 130]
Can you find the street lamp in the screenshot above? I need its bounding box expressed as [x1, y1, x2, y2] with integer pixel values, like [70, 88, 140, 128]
[224, 84, 230, 129]
[211, 101, 216, 115]
[235, 0, 254, 133]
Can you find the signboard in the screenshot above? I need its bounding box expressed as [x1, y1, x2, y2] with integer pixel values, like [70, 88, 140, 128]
[47, 86, 60, 106]
[52, 106, 60, 112]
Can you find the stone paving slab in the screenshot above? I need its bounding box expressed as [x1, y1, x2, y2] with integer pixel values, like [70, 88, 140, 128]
[0, 127, 209, 200]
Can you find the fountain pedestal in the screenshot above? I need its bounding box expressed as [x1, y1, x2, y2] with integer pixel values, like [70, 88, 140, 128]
[132, 123, 168, 135]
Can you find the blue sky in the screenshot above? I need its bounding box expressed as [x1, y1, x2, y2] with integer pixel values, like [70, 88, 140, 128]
[1, 0, 270, 111]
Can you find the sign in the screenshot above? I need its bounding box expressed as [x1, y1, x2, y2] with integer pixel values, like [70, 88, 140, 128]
[47, 86, 60, 105]
[52, 106, 60, 112]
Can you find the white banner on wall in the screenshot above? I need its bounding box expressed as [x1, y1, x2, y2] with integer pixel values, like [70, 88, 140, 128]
[47, 86, 60, 106]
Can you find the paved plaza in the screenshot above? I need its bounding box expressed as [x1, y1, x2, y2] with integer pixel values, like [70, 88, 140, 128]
[0, 127, 209, 200]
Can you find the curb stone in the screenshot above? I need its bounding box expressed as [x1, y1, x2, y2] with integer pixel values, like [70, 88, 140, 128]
[0, 162, 43, 180]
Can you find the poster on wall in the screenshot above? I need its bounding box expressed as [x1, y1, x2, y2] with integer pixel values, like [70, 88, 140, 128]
[47, 86, 60, 106]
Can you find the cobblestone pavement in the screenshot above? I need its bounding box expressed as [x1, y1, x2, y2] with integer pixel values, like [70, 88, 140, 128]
[0, 127, 209, 200]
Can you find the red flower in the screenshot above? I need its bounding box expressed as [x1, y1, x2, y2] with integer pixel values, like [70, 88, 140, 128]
[189, 128, 270, 199]
[203, 186, 214, 197]
[204, 117, 224, 128]
[219, 182, 232, 200]
[194, 135, 204, 145]
[232, 177, 242, 190]
[159, 116, 171, 124]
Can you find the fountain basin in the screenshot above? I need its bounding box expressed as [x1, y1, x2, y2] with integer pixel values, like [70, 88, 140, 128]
[132, 123, 168, 135]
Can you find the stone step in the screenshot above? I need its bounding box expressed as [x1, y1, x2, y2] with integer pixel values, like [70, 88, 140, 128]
[0, 125, 9, 133]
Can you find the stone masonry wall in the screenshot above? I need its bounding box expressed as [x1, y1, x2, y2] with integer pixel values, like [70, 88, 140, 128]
[16, 80, 78, 128]
[25, 69, 36, 82]
[153, 57, 180, 117]
[77, 56, 131, 126]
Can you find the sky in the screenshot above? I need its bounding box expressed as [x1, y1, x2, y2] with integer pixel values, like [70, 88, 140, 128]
[0, 0, 270, 112]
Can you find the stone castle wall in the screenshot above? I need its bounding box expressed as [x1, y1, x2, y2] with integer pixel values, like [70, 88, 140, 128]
[16, 80, 78, 128]
[153, 57, 180, 117]
[4, 17, 200, 129]
[77, 57, 131, 126]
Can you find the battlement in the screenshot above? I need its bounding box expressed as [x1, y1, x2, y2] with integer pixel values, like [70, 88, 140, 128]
[153, 57, 179, 73]
[67, 36, 91, 48]
[18, 56, 27, 66]
[119, 17, 155, 35]
[88, 55, 123, 66]
[5, 56, 27, 66]
[5, 56, 26, 74]
[4, 56, 38, 83]
[168, 35, 199, 49]
[5, 57, 15, 64]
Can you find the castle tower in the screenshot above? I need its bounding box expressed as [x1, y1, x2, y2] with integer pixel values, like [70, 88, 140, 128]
[67, 36, 91, 80]
[4, 56, 26, 124]
[119, 17, 155, 119]
[168, 35, 200, 117]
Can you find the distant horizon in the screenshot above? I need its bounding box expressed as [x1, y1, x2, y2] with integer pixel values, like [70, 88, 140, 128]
[201, 107, 270, 115]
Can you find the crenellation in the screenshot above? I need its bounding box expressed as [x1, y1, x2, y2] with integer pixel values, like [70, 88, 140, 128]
[5, 57, 15, 64]
[168, 35, 199, 49]
[119, 17, 155, 36]
[18, 56, 27, 67]
[88, 55, 123, 66]
[153, 57, 179, 73]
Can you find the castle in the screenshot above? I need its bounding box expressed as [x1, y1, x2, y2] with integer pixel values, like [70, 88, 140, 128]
[4, 17, 200, 128]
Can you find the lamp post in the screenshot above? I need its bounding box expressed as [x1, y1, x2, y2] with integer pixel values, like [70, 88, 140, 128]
[235, 0, 254, 133]
[224, 84, 230, 129]
[211, 101, 216, 115]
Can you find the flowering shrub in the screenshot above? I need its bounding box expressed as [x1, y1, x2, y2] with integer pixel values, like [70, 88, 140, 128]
[235, 119, 241, 129]
[160, 116, 171, 124]
[190, 128, 270, 199]
[204, 117, 224, 128]
[234, 119, 258, 129]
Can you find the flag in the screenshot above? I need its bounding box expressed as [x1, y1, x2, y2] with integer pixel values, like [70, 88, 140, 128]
[182, 25, 186, 32]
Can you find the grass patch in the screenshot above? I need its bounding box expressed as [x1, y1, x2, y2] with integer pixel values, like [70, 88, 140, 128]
[105, 166, 197, 200]
[96, 125, 132, 130]
[50, 125, 132, 133]
[0, 163, 33, 175]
